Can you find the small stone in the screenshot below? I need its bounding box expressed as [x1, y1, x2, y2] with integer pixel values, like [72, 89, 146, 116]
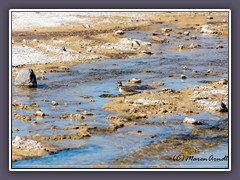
[190, 35, 197, 39]
[152, 36, 169, 43]
[103, 90, 109, 93]
[51, 126, 57, 131]
[59, 66, 70, 71]
[127, 78, 142, 84]
[61, 47, 67, 51]
[161, 109, 168, 113]
[35, 110, 45, 117]
[152, 81, 164, 86]
[14, 136, 21, 142]
[23, 116, 31, 122]
[137, 113, 147, 118]
[183, 31, 190, 36]
[178, 45, 185, 50]
[220, 102, 228, 112]
[86, 47, 92, 52]
[206, 69, 211, 73]
[218, 78, 228, 85]
[32, 121, 38, 126]
[115, 30, 124, 35]
[76, 109, 83, 112]
[180, 75, 187, 79]
[51, 101, 58, 106]
[141, 50, 153, 55]
[161, 28, 172, 33]
[189, 43, 201, 49]
[192, 70, 198, 73]
[183, 117, 202, 125]
[83, 111, 94, 116]
[69, 114, 85, 120]
[216, 45, 223, 49]
[89, 99, 95, 103]
[137, 130, 142, 133]
[183, 66, 189, 70]
[163, 120, 168, 124]
[14, 128, 19, 132]
[207, 16, 213, 19]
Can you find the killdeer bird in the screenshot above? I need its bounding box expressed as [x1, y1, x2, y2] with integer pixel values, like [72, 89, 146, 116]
[116, 81, 138, 99]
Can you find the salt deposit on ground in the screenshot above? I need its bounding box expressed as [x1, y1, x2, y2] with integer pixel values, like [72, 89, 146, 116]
[12, 45, 56, 66]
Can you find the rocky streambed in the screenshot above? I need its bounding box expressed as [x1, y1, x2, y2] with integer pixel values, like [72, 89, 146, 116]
[11, 12, 229, 169]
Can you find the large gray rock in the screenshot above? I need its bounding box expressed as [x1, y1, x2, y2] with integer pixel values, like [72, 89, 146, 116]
[14, 68, 37, 87]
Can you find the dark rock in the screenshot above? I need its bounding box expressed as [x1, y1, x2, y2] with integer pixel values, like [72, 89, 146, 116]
[14, 68, 37, 87]
[220, 102, 228, 112]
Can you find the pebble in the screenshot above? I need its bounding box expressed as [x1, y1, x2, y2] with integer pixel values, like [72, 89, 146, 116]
[141, 50, 153, 55]
[115, 30, 124, 35]
[35, 110, 45, 117]
[76, 109, 83, 112]
[183, 117, 202, 125]
[206, 69, 211, 73]
[152, 81, 164, 86]
[216, 45, 223, 49]
[183, 66, 189, 70]
[89, 99, 96, 103]
[51, 101, 58, 106]
[59, 66, 70, 71]
[51, 126, 57, 131]
[103, 90, 109, 93]
[178, 45, 185, 50]
[127, 78, 142, 84]
[220, 102, 228, 112]
[32, 121, 38, 126]
[83, 111, 95, 116]
[23, 116, 31, 122]
[189, 43, 201, 49]
[180, 75, 187, 79]
[161, 28, 172, 33]
[183, 31, 190, 36]
[86, 47, 92, 52]
[161, 109, 168, 113]
[190, 35, 197, 39]
[218, 78, 228, 85]
[207, 16, 213, 19]
[137, 113, 147, 118]
[69, 114, 85, 120]
[14, 128, 19, 132]
[61, 47, 67, 51]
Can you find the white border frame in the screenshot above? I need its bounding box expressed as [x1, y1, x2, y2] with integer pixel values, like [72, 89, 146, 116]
[9, 9, 231, 171]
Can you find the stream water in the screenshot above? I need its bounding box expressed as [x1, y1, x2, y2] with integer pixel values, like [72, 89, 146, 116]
[12, 24, 229, 168]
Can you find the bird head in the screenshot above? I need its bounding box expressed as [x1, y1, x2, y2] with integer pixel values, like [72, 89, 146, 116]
[116, 81, 122, 87]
